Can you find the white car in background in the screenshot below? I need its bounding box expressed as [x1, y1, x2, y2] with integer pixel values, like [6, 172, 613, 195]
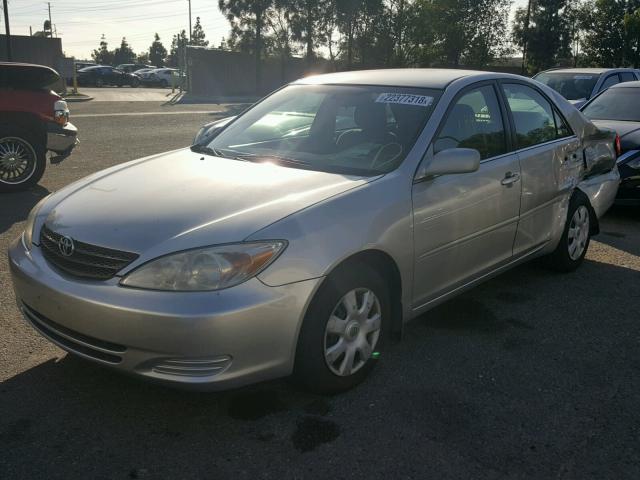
[142, 68, 183, 88]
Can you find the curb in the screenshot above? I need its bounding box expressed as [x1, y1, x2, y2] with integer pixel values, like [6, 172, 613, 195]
[63, 95, 94, 103]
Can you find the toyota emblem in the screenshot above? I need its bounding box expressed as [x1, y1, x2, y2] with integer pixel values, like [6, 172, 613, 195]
[58, 236, 75, 257]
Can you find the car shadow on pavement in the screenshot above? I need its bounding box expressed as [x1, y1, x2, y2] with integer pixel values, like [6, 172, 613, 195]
[2, 258, 640, 478]
[0, 185, 50, 235]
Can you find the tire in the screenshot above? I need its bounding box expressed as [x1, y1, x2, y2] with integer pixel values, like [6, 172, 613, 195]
[131, 77, 140, 88]
[293, 263, 389, 394]
[0, 126, 46, 192]
[544, 193, 592, 272]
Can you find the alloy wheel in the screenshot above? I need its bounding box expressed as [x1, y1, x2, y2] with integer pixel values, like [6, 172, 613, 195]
[324, 288, 382, 377]
[0, 137, 37, 185]
[568, 205, 590, 260]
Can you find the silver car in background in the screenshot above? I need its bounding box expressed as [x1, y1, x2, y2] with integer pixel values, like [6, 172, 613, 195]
[9, 69, 620, 393]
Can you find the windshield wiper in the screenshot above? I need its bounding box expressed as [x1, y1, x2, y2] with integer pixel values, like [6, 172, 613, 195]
[235, 153, 312, 167]
[190, 144, 227, 157]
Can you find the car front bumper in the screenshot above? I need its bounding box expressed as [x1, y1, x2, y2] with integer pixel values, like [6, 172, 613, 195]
[8, 236, 321, 390]
[46, 122, 78, 162]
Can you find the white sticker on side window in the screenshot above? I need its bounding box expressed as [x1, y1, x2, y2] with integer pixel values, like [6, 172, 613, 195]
[375, 93, 434, 107]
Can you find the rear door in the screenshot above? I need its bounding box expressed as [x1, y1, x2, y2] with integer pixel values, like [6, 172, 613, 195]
[412, 82, 521, 307]
[500, 82, 580, 256]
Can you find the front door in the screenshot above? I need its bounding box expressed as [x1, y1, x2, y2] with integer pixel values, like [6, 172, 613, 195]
[412, 83, 521, 309]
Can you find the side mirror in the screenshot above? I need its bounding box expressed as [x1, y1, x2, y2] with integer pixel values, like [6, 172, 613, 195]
[416, 148, 481, 181]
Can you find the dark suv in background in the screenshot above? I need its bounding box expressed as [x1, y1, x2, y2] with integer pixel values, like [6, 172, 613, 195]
[534, 68, 640, 107]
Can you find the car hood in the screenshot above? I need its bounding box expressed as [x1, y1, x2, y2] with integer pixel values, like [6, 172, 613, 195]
[43, 148, 373, 261]
[590, 119, 640, 151]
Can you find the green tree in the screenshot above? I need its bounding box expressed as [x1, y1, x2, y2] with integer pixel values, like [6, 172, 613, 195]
[625, 8, 640, 67]
[113, 37, 136, 65]
[219, 0, 275, 92]
[405, 0, 511, 68]
[137, 52, 150, 64]
[91, 36, 114, 65]
[191, 16, 209, 46]
[167, 30, 188, 67]
[580, 0, 640, 67]
[285, 0, 333, 65]
[513, 0, 574, 72]
[149, 33, 167, 66]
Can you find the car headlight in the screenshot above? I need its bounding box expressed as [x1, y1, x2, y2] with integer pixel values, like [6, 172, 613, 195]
[22, 195, 52, 250]
[120, 241, 287, 291]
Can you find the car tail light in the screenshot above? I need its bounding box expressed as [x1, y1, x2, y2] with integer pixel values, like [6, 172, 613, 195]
[615, 133, 622, 157]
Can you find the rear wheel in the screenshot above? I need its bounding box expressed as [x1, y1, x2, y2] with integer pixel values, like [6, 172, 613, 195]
[293, 264, 389, 394]
[544, 193, 592, 272]
[0, 127, 46, 192]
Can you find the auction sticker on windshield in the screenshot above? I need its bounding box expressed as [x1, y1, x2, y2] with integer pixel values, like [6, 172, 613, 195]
[375, 93, 434, 107]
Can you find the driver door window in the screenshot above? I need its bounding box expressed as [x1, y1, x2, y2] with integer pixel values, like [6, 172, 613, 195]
[434, 85, 508, 160]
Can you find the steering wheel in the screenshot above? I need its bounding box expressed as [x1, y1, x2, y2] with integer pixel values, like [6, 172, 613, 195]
[371, 143, 403, 170]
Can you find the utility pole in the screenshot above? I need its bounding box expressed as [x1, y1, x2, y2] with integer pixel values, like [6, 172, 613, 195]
[521, 0, 533, 74]
[48, 2, 55, 38]
[187, 0, 192, 42]
[2, 0, 11, 61]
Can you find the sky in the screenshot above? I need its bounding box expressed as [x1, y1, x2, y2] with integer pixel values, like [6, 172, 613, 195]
[5, 0, 530, 61]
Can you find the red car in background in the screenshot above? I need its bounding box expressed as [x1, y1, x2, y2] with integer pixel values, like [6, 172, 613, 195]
[0, 62, 78, 192]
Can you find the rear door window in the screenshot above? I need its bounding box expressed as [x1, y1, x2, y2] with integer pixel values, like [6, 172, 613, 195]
[620, 72, 636, 82]
[502, 83, 557, 148]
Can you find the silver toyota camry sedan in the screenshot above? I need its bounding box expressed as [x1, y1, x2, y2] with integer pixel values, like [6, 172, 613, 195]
[9, 69, 620, 393]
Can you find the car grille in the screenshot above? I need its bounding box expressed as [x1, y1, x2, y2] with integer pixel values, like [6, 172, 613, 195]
[39, 225, 139, 280]
[21, 303, 126, 364]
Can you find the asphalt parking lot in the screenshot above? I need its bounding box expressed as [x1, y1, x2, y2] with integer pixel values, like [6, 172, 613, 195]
[1, 99, 639, 479]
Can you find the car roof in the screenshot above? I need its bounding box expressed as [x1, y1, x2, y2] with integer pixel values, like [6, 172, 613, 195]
[293, 68, 496, 89]
[610, 80, 640, 89]
[539, 67, 636, 75]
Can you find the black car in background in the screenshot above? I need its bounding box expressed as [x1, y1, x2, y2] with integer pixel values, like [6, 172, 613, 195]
[77, 66, 140, 87]
[581, 81, 640, 205]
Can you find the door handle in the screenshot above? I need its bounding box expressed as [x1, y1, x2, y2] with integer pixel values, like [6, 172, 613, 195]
[501, 172, 521, 186]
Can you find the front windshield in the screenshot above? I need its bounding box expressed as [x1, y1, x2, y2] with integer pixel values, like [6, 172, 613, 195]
[582, 88, 640, 121]
[205, 84, 441, 176]
[535, 72, 600, 101]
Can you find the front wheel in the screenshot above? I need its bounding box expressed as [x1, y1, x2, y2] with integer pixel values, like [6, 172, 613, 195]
[544, 194, 592, 272]
[293, 264, 389, 394]
[0, 128, 46, 192]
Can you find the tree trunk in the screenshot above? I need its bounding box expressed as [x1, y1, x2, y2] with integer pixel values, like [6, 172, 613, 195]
[306, 3, 314, 67]
[255, 9, 262, 94]
[347, 21, 354, 69]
